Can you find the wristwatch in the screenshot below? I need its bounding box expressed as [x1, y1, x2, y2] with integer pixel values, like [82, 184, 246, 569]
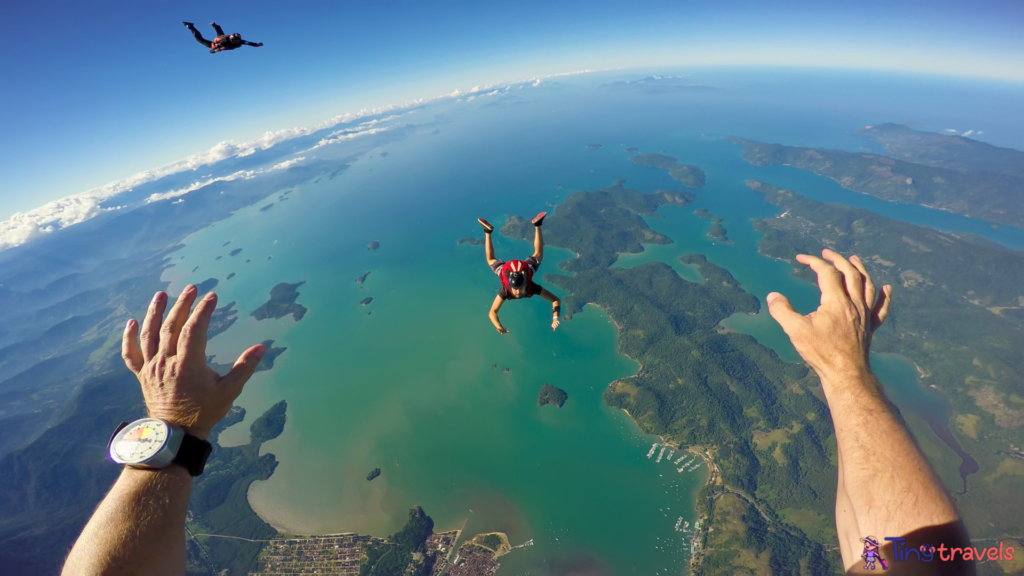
[108, 418, 212, 477]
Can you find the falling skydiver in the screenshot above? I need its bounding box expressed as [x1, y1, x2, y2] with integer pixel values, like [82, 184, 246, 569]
[183, 21, 263, 53]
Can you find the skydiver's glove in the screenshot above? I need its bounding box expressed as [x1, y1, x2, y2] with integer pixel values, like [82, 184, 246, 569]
[256, 43, 264, 47]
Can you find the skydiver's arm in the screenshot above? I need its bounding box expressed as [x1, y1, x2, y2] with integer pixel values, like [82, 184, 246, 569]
[489, 295, 508, 334]
[63, 467, 192, 575]
[243, 40, 263, 47]
[767, 251, 971, 575]
[63, 288, 264, 575]
[538, 288, 561, 331]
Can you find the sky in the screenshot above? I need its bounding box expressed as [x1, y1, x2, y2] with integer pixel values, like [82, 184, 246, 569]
[1, 0, 1023, 228]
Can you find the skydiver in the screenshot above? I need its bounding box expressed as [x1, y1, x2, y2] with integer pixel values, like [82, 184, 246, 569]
[478, 212, 561, 334]
[182, 21, 263, 53]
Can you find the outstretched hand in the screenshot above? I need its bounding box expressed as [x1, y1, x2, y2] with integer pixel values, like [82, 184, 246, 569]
[122, 286, 266, 440]
[766, 250, 891, 382]
[497, 327, 509, 334]
[551, 317, 560, 331]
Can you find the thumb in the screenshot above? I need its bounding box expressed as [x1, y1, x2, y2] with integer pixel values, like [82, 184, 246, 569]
[220, 343, 266, 399]
[766, 292, 803, 333]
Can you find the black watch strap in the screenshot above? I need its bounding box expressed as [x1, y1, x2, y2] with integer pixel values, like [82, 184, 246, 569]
[173, 433, 213, 477]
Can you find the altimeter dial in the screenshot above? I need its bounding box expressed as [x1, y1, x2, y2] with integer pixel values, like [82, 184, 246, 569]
[110, 418, 170, 464]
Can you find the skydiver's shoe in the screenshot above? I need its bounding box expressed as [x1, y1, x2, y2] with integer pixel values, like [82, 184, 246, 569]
[532, 212, 547, 227]
[210, 21, 218, 26]
[183, 21, 195, 27]
[478, 218, 494, 234]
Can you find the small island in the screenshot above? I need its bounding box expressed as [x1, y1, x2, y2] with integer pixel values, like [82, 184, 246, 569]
[196, 278, 219, 295]
[586, 143, 603, 149]
[251, 282, 308, 321]
[208, 302, 238, 339]
[457, 236, 486, 246]
[230, 248, 243, 257]
[367, 240, 380, 251]
[226, 272, 236, 280]
[693, 208, 731, 243]
[360, 297, 373, 306]
[624, 146, 639, 153]
[366, 467, 381, 481]
[630, 153, 706, 189]
[260, 203, 274, 212]
[355, 271, 371, 285]
[537, 383, 568, 408]
[222, 241, 231, 247]
[380, 151, 389, 157]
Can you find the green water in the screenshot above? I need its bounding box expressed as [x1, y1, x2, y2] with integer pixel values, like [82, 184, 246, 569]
[159, 73, 1010, 574]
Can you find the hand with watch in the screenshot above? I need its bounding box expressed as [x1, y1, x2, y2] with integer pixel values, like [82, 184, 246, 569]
[64, 285, 266, 574]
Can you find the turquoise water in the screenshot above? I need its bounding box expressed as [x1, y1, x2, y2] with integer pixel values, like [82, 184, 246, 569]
[160, 71, 1022, 574]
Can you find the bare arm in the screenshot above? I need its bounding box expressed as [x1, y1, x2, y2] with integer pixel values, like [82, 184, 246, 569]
[767, 250, 968, 574]
[538, 288, 561, 331]
[489, 294, 507, 334]
[63, 287, 264, 574]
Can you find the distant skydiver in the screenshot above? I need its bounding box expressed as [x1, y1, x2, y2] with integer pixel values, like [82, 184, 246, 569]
[478, 212, 561, 334]
[182, 21, 263, 53]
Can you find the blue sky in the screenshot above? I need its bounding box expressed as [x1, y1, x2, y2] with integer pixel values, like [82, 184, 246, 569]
[2, 0, 1023, 221]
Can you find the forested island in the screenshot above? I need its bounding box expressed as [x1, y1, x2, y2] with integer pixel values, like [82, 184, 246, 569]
[747, 179, 1024, 537]
[355, 270, 371, 285]
[693, 208, 731, 243]
[229, 248, 242, 257]
[629, 153, 706, 188]
[260, 203, 274, 212]
[367, 467, 381, 481]
[501, 179, 841, 574]
[367, 240, 380, 250]
[537, 383, 568, 407]
[360, 297, 373, 306]
[854, 123, 1024, 178]
[456, 236, 486, 246]
[727, 134, 1024, 228]
[251, 281, 308, 321]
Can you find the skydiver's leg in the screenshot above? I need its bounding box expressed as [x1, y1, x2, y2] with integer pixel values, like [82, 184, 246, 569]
[211, 22, 226, 36]
[485, 232, 498, 267]
[532, 224, 543, 262]
[183, 23, 212, 48]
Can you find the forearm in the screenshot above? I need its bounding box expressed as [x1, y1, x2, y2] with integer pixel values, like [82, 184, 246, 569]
[821, 367, 960, 564]
[489, 311, 503, 330]
[63, 467, 192, 575]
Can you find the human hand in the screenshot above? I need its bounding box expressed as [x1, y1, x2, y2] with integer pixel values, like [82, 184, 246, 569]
[552, 317, 560, 331]
[256, 42, 264, 46]
[766, 250, 891, 382]
[497, 326, 509, 334]
[122, 286, 266, 440]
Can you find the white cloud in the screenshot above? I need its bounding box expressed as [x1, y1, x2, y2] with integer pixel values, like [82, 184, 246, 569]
[1, 68, 608, 251]
[962, 130, 974, 137]
[945, 128, 958, 133]
[310, 127, 390, 150]
[144, 157, 307, 204]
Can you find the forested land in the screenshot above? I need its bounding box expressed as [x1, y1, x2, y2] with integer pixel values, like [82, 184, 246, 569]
[502, 180, 843, 574]
[749, 179, 1024, 544]
[729, 136, 1024, 228]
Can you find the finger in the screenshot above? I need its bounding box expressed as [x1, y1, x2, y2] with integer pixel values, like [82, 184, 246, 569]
[179, 292, 217, 359]
[159, 285, 198, 355]
[848, 255, 876, 310]
[871, 285, 892, 330]
[796, 253, 845, 303]
[821, 249, 864, 303]
[140, 292, 168, 361]
[122, 319, 144, 373]
[766, 292, 806, 334]
[218, 344, 267, 400]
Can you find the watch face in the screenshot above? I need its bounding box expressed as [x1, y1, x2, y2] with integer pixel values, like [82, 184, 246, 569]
[110, 419, 169, 464]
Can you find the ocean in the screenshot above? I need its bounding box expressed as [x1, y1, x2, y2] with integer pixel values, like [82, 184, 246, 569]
[161, 69, 1024, 574]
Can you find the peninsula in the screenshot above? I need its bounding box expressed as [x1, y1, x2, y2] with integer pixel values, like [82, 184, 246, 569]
[727, 135, 1024, 228]
[251, 281, 308, 321]
[629, 153, 706, 188]
[502, 179, 843, 574]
